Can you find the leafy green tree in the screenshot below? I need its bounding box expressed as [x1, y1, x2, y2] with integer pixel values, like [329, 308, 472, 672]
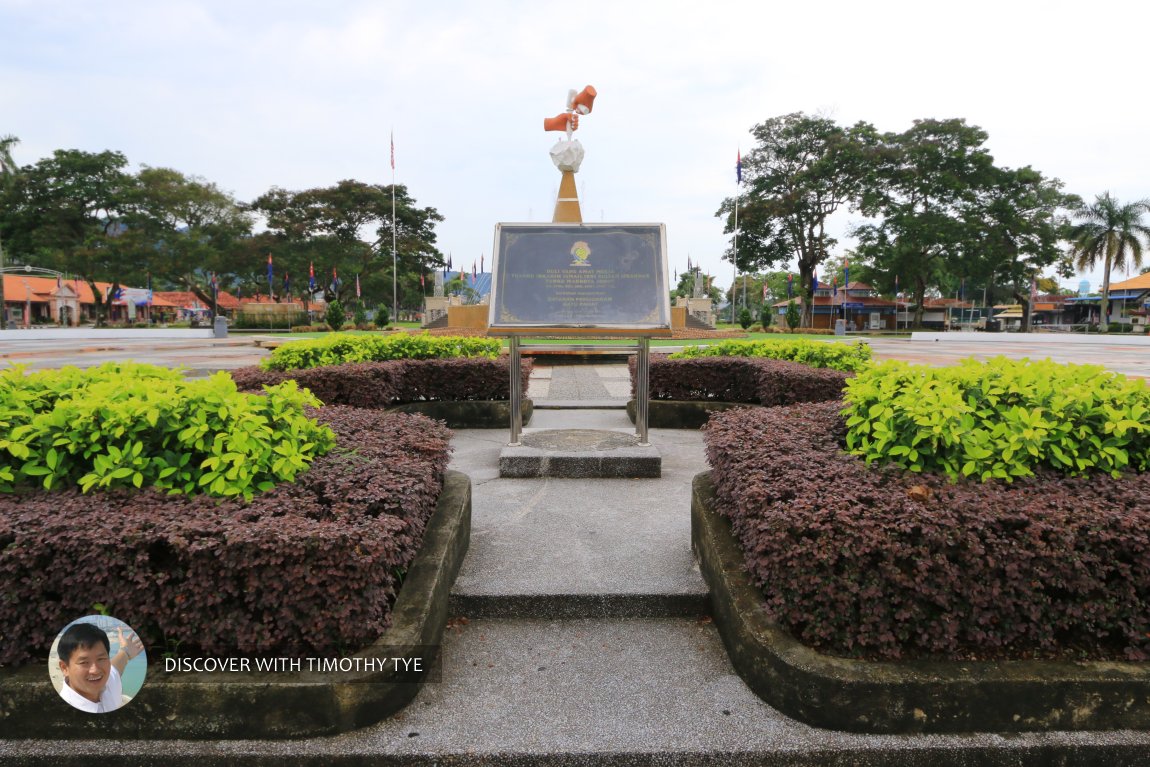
[352, 303, 368, 327]
[126, 166, 253, 306]
[737, 306, 753, 330]
[249, 180, 444, 310]
[718, 113, 878, 327]
[374, 304, 390, 328]
[1066, 193, 1150, 333]
[853, 119, 997, 327]
[672, 268, 722, 303]
[759, 303, 772, 329]
[1, 149, 136, 326]
[966, 166, 1075, 331]
[785, 299, 800, 330]
[326, 299, 346, 331]
[0, 134, 20, 329]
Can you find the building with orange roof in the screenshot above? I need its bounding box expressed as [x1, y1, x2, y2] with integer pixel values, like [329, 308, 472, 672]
[2, 274, 180, 327]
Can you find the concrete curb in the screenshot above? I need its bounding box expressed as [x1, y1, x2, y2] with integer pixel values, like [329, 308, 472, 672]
[626, 399, 756, 429]
[0, 471, 472, 740]
[388, 400, 533, 428]
[691, 472, 1150, 734]
[449, 592, 709, 619]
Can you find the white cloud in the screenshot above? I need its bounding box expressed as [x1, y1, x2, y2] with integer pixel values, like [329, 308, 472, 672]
[1, 0, 1147, 291]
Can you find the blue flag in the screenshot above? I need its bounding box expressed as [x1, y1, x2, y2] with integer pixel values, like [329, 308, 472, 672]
[736, 150, 742, 184]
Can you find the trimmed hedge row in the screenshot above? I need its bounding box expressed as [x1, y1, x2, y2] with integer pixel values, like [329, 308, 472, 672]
[0, 408, 452, 668]
[671, 338, 872, 373]
[631, 355, 851, 405]
[261, 333, 501, 371]
[233, 357, 532, 407]
[705, 401, 1150, 661]
[0, 363, 334, 499]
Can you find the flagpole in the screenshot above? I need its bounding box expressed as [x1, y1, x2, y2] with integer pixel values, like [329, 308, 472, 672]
[391, 130, 398, 325]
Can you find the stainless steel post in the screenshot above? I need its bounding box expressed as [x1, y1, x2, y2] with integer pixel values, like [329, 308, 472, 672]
[508, 335, 522, 445]
[637, 337, 650, 445]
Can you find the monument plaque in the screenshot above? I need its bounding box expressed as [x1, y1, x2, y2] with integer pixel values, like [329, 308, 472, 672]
[487, 223, 671, 337]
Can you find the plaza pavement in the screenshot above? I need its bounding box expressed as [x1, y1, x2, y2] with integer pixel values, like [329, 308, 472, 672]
[4, 335, 1150, 764]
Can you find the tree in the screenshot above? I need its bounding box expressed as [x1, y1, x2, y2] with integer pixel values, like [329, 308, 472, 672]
[672, 268, 722, 303]
[737, 306, 753, 330]
[326, 299, 346, 331]
[785, 299, 800, 330]
[966, 166, 1074, 331]
[718, 113, 877, 327]
[126, 166, 253, 307]
[0, 135, 20, 329]
[852, 119, 997, 328]
[1, 149, 136, 326]
[248, 180, 444, 310]
[1066, 193, 1150, 333]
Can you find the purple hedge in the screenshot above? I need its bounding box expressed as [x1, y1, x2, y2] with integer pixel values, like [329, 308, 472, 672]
[630, 355, 850, 404]
[705, 401, 1150, 661]
[0, 408, 452, 668]
[231, 357, 532, 408]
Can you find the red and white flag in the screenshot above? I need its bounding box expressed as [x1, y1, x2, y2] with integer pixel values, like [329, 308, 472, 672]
[356, 273, 361, 298]
[390, 132, 395, 171]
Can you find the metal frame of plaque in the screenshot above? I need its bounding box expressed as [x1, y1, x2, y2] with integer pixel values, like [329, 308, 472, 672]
[487, 223, 672, 447]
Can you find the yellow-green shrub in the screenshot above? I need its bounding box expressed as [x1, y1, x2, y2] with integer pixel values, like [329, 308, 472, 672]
[843, 357, 1150, 482]
[261, 332, 501, 371]
[671, 338, 871, 373]
[0, 363, 334, 498]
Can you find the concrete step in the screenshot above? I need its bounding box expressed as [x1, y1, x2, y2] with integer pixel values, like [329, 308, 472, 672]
[13, 617, 1149, 765]
[449, 414, 708, 617]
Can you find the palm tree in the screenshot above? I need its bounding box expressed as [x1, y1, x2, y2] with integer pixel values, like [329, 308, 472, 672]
[1066, 192, 1150, 332]
[0, 135, 19, 330]
[0, 134, 18, 177]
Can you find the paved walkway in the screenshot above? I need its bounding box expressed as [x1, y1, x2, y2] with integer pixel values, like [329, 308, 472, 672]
[6, 342, 1150, 763]
[11, 360, 1150, 764]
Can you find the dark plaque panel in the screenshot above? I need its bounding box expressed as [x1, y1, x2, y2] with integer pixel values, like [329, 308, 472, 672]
[488, 224, 670, 332]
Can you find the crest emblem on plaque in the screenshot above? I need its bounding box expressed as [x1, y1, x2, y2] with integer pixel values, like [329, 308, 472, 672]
[570, 241, 591, 267]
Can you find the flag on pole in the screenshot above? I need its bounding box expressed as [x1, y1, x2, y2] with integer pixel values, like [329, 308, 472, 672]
[843, 258, 849, 289]
[736, 150, 742, 184]
[480, 254, 484, 273]
[787, 273, 793, 298]
[832, 275, 838, 299]
[356, 273, 361, 299]
[390, 132, 395, 171]
[811, 270, 818, 293]
[420, 272, 425, 289]
[472, 262, 477, 282]
[266, 254, 274, 290]
[309, 262, 316, 291]
[894, 273, 899, 297]
[283, 273, 291, 297]
[762, 282, 768, 301]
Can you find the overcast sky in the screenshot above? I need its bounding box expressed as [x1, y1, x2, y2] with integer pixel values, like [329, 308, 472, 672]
[3, 0, 1147, 293]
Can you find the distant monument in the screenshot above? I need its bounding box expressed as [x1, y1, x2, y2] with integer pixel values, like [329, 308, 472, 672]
[543, 85, 597, 223]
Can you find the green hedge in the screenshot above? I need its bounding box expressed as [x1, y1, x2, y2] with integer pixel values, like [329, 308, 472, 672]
[670, 338, 872, 373]
[261, 332, 501, 371]
[0, 363, 334, 498]
[843, 357, 1150, 482]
